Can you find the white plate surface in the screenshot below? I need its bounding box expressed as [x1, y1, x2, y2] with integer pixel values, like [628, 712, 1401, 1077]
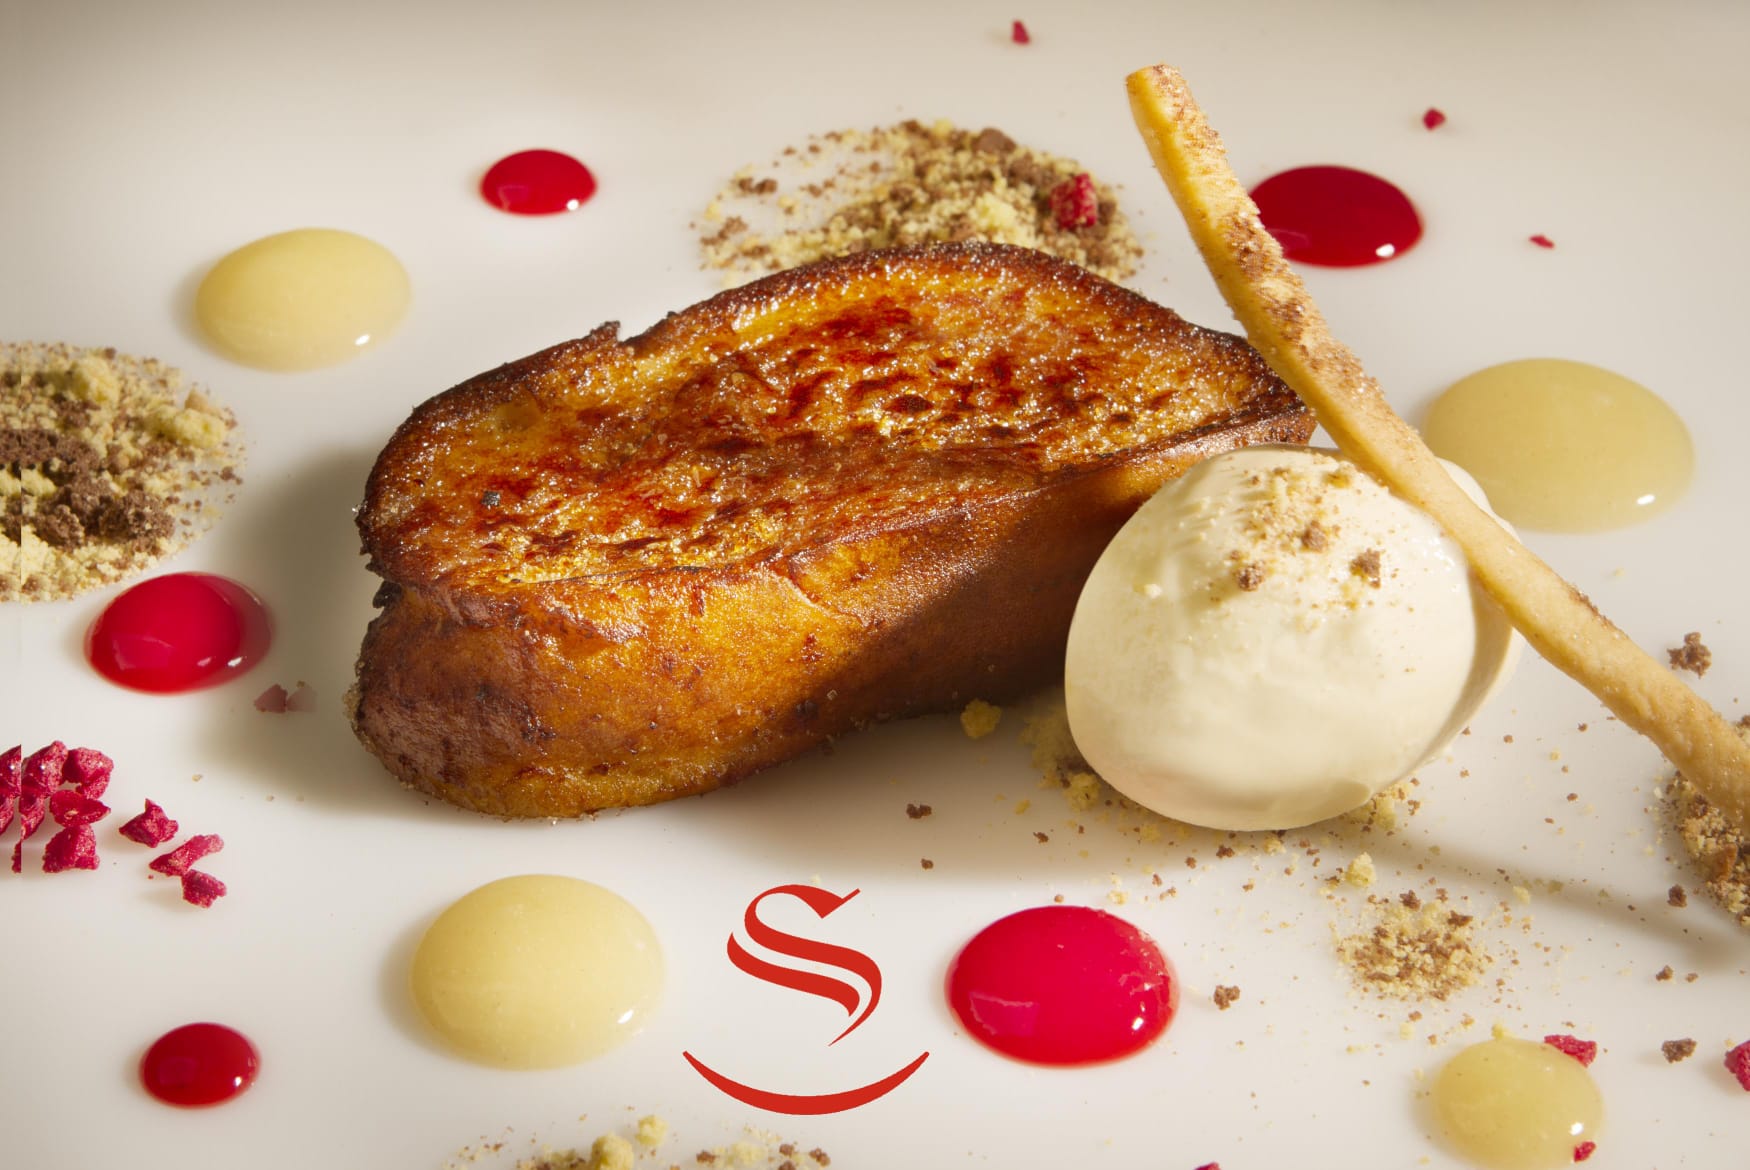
[5, 2, 1748, 1167]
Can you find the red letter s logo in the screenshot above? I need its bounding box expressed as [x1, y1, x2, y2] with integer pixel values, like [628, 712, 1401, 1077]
[683, 884, 928, 1114]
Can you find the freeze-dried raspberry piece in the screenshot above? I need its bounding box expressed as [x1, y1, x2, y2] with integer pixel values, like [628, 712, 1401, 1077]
[119, 799, 179, 847]
[1543, 1034, 1598, 1067]
[49, 789, 111, 827]
[42, 824, 99, 873]
[150, 833, 223, 877]
[63, 747, 114, 798]
[21, 742, 68, 797]
[1011, 19, 1030, 44]
[1530, 234, 1556, 249]
[180, 870, 227, 908]
[1050, 173, 1099, 229]
[1, 745, 21, 796]
[1726, 1040, 1750, 1091]
[1422, 107, 1447, 130]
[10, 796, 49, 873]
[0, 794, 15, 837]
[1573, 1141, 1596, 1162]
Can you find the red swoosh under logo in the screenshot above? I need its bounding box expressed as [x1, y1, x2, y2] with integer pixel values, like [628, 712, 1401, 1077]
[681, 1049, 930, 1115]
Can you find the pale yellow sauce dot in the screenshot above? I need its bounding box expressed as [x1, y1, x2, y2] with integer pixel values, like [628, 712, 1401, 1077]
[195, 228, 410, 370]
[409, 874, 663, 1069]
[1431, 1036, 1604, 1170]
[1422, 358, 1692, 532]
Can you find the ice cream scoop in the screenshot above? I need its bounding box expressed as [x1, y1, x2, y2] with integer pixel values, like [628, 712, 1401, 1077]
[1064, 445, 1518, 830]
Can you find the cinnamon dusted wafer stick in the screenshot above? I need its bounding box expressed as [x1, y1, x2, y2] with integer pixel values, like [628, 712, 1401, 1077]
[1126, 63, 1750, 836]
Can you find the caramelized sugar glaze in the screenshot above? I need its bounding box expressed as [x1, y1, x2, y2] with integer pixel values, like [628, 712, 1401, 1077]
[354, 243, 1311, 817]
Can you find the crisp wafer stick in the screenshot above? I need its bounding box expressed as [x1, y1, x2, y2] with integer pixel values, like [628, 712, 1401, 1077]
[1126, 63, 1750, 836]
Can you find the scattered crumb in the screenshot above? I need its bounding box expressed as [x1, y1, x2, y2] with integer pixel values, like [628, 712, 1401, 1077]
[1667, 632, 1711, 677]
[1662, 1039, 1698, 1063]
[905, 802, 932, 819]
[1655, 965, 1675, 982]
[1343, 853, 1378, 889]
[920, 858, 934, 870]
[1667, 884, 1688, 908]
[959, 699, 1003, 740]
[634, 1117, 667, 1150]
[1213, 985, 1241, 1010]
[1335, 894, 1492, 1001]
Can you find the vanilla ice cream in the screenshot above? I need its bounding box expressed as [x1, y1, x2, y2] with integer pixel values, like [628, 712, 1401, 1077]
[1064, 445, 1518, 831]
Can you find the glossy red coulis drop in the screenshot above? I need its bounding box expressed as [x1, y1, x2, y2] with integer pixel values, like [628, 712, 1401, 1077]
[945, 904, 1177, 1065]
[481, 149, 598, 214]
[1250, 164, 1423, 266]
[85, 572, 271, 693]
[140, 1022, 260, 1107]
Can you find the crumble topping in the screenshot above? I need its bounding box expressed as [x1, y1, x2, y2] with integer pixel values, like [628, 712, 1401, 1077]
[697, 120, 1142, 284]
[1667, 632, 1711, 676]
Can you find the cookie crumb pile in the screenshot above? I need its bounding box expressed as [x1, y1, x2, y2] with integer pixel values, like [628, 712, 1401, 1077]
[2, 341, 241, 601]
[697, 120, 1142, 285]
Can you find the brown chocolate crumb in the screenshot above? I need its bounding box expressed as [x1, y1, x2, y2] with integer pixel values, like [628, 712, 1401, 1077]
[1299, 521, 1329, 551]
[1656, 965, 1675, 981]
[1216, 844, 1236, 859]
[809, 1151, 830, 1167]
[1213, 985, 1241, 1010]
[1668, 632, 1711, 676]
[1033, 831, 1049, 843]
[1399, 890, 1422, 910]
[1234, 562, 1266, 591]
[1349, 548, 1383, 587]
[919, 858, 933, 870]
[1668, 884, 1688, 908]
[905, 802, 932, 819]
[1662, 1038, 1697, 1063]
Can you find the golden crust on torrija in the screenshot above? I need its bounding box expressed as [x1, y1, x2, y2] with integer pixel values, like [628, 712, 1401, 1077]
[351, 242, 1312, 817]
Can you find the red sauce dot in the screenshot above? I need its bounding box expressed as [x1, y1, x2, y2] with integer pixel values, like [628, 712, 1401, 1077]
[140, 1022, 260, 1107]
[481, 149, 598, 215]
[1250, 164, 1423, 267]
[945, 904, 1177, 1065]
[85, 572, 271, 693]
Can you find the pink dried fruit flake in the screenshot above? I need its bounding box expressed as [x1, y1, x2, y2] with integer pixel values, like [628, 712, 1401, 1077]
[20, 741, 68, 796]
[1011, 19, 1031, 44]
[63, 747, 114, 797]
[0, 794, 15, 837]
[49, 789, 111, 827]
[1543, 1034, 1598, 1067]
[1726, 1040, 1750, 1092]
[1050, 172, 1099, 229]
[1422, 107, 1447, 130]
[119, 799, 179, 847]
[1573, 1140, 1597, 1162]
[180, 870, 227, 908]
[150, 833, 223, 877]
[1, 745, 21, 795]
[42, 824, 100, 873]
[1530, 234, 1556, 249]
[253, 683, 290, 713]
[255, 682, 318, 714]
